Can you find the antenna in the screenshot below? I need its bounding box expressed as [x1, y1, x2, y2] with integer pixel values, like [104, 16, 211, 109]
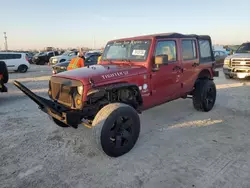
[3, 32, 8, 51]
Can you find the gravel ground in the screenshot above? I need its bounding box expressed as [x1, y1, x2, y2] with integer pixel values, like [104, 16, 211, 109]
[1, 65, 250, 188]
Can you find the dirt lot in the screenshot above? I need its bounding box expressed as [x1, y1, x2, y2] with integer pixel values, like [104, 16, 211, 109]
[1, 65, 250, 188]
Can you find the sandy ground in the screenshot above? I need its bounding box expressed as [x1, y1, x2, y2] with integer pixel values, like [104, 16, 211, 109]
[1, 65, 250, 188]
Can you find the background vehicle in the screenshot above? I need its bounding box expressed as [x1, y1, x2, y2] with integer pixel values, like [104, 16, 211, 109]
[49, 50, 78, 66]
[14, 32, 218, 158]
[51, 52, 102, 74]
[223, 42, 250, 79]
[0, 52, 30, 73]
[26, 52, 35, 64]
[213, 50, 227, 68]
[0, 61, 8, 92]
[32, 51, 59, 65]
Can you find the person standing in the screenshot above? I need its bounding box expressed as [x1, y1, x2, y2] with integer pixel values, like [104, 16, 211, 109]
[67, 51, 85, 71]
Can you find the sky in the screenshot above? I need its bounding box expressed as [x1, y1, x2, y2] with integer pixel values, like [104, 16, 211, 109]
[0, 0, 249, 50]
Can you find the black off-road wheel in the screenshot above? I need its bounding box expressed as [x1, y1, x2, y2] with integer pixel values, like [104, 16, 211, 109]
[52, 117, 70, 128]
[0, 61, 9, 83]
[17, 65, 28, 73]
[192, 79, 217, 112]
[224, 73, 233, 79]
[92, 103, 140, 157]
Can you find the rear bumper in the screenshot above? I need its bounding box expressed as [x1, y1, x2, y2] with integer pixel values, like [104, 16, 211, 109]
[223, 66, 250, 78]
[13, 80, 90, 128]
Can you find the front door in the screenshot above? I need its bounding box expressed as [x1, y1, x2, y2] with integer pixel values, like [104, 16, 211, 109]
[150, 39, 183, 106]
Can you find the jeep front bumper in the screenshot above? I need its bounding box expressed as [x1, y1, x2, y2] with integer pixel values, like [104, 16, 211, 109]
[13, 80, 91, 128]
[223, 66, 250, 79]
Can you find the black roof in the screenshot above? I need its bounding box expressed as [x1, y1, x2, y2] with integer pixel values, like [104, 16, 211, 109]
[154, 32, 211, 40]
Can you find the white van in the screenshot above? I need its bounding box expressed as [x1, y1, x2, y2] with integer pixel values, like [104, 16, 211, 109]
[0, 52, 30, 73]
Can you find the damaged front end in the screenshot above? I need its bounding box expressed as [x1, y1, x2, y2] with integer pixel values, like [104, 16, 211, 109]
[13, 79, 91, 129]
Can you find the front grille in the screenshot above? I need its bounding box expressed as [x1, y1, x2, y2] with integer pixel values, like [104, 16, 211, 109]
[231, 58, 250, 67]
[50, 77, 83, 109]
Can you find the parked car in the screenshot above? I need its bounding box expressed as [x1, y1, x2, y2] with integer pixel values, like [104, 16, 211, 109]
[49, 50, 78, 66]
[223, 42, 250, 79]
[0, 61, 8, 92]
[213, 50, 228, 68]
[0, 52, 30, 73]
[15, 32, 218, 158]
[32, 51, 59, 65]
[26, 52, 35, 64]
[52, 53, 102, 74]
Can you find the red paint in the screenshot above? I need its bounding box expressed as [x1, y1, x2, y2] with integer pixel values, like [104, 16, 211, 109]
[52, 33, 215, 110]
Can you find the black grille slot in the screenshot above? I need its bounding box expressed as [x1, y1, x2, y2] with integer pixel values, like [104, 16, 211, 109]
[231, 58, 250, 67]
[50, 77, 83, 109]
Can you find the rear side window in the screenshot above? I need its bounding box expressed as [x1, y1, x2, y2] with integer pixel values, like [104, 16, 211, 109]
[181, 40, 197, 60]
[0, 53, 21, 60]
[199, 40, 213, 62]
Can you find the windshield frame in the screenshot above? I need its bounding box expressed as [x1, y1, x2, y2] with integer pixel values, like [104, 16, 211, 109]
[102, 39, 152, 62]
[235, 43, 250, 53]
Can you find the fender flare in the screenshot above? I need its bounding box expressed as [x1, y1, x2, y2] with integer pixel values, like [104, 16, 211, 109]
[87, 82, 143, 106]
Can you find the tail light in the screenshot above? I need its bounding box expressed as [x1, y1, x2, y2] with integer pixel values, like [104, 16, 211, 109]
[25, 55, 29, 62]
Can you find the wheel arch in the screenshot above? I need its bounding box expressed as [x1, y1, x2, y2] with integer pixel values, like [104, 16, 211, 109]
[87, 82, 143, 109]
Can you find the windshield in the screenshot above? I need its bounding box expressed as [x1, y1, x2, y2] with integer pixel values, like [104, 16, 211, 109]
[102, 40, 151, 61]
[36, 52, 45, 56]
[62, 51, 75, 56]
[236, 43, 250, 53]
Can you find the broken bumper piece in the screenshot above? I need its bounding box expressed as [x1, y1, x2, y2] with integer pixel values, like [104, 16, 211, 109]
[13, 80, 90, 129]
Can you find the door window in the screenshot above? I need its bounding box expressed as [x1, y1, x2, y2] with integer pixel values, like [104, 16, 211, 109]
[155, 40, 177, 62]
[0, 53, 21, 59]
[198, 39, 213, 62]
[181, 40, 197, 60]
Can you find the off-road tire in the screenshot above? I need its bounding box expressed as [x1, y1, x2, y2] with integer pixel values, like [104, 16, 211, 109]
[92, 103, 140, 157]
[17, 65, 28, 73]
[224, 74, 233, 79]
[0, 61, 8, 83]
[192, 79, 217, 112]
[52, 117, 70, 128]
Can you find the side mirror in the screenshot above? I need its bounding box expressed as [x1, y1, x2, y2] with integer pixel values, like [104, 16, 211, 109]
[153, 55, 168, 71]
[155, 55, 169, 65]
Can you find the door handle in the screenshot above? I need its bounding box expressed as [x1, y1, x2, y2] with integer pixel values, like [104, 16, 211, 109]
[192, 62, 199, 67]
[173, 66, 183, 72]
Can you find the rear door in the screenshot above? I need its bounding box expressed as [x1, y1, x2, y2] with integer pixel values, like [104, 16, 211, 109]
[180, 38, 199, 94]
[11, 53, 22, 70]
[151, 39, 182, 105]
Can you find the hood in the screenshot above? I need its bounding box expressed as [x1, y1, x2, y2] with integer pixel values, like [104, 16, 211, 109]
[53, 61, 69, 67]
[53, 64, 147, 85]
[226, 53, 250, 59]
[51, 55, 64, 59]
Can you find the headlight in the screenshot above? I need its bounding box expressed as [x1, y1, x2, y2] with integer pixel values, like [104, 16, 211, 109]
[224, 59, 230, 65]
[77, 86, 83, 95]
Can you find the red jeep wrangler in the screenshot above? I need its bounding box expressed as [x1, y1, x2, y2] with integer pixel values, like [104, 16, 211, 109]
[14, 33, 219, 157]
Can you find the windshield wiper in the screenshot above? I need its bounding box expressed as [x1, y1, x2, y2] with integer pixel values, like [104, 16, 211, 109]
[121, 59, 131, 62]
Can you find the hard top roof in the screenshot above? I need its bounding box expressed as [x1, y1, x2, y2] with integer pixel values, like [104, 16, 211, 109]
[109, 32, 211, 42]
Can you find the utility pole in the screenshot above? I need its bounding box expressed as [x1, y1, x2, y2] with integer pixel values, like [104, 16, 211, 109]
[3, 32, 8, 51]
